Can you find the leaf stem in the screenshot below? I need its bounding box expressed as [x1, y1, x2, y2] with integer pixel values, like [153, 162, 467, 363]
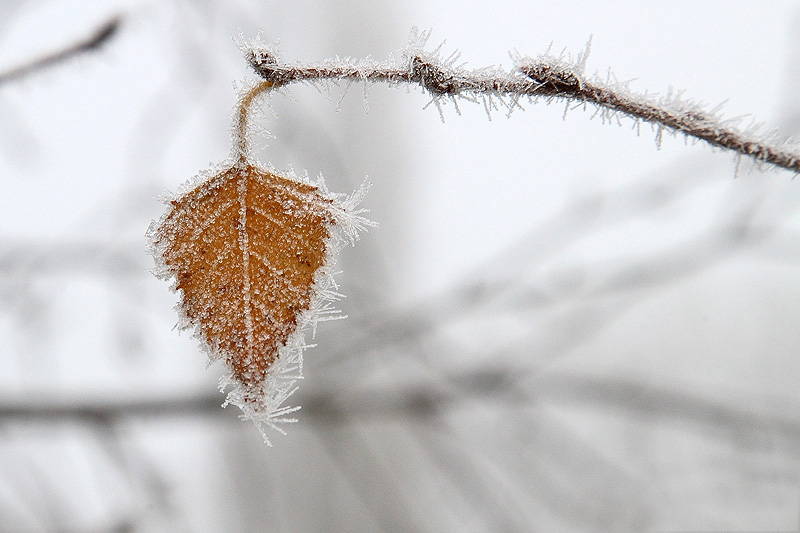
[234, 80, 275, 163]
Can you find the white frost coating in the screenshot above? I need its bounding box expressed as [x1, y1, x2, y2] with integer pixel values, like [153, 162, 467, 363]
[402, 27, 514, 121]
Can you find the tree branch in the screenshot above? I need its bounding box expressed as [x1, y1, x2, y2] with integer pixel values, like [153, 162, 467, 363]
[244, 30, 800, 174]
[0, 16, 121, 85]
[1, 373, 797, 454]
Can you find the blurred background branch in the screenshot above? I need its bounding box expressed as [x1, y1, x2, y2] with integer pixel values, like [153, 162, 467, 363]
[0, 15, 120, 85]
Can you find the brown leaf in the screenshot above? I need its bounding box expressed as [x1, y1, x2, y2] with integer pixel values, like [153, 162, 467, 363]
[150, 163, 342, 397]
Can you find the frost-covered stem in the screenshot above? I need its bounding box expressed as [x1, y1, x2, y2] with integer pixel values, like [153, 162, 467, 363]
[246, 47, 800, 174]
[234, 80, 275, 163]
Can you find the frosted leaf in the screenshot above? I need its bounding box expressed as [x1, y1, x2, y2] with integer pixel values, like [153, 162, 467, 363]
[147, 161, 374, 444]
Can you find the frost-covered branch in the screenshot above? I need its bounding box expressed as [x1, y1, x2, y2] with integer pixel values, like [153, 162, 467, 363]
[245, 29, 800, 174]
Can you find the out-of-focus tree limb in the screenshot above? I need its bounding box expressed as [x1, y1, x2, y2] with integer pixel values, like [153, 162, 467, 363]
[0, 16, 121, 85]
[0, 372, 796, 453]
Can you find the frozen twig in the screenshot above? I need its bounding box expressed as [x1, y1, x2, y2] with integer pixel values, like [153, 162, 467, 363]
[244, 29, 800, 174]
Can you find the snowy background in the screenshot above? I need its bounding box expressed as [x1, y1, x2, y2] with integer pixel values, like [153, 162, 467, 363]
[1, 0, 799, 530]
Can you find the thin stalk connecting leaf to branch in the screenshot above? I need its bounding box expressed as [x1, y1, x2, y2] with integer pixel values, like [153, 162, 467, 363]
[243, 29, 800, 174]
[234, 80, 275, 162]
